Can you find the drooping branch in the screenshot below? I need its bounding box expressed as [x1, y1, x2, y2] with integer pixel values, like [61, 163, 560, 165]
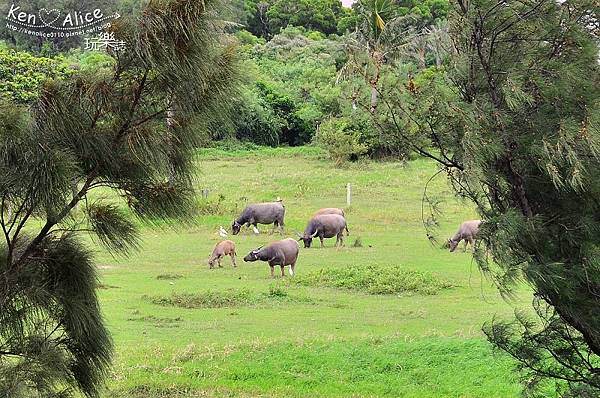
[12, 69, 151, 271]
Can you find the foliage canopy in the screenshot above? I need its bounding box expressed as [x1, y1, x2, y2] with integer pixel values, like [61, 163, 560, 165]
[369, 1, 600, 395]
[0, 0, 239, 396]
[0, 49, 72, 103]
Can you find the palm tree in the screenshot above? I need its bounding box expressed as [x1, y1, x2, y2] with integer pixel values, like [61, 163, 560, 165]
[341, 0, 416, 113]
[400, 20, 450, 68]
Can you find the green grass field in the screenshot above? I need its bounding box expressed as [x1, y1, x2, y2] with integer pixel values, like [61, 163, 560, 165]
[97, 147, 532, 397]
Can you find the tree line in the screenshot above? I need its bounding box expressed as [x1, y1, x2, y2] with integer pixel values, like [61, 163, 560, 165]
[0, 0, 451, 159]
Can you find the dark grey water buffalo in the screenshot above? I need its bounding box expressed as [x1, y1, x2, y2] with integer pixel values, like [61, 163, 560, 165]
[313, 207, 345, 217]
[448, 220, 481, 252]
[298, 214, 349, 248]
[243, 238, 299, 277]
[232, 201, 285, 235]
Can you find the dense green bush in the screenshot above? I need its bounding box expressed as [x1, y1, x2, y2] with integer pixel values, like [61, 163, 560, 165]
[267, 0, 343, 35]
[228, 86, 283, 146]
[397, 0, 449, 25]
[0, 49, 72, 102]
[314, 117, 368, 164]
[235, 30, 266, 46]
[231, 25, 421, 157]
[240, 0, 351, 38]
[229, 27, 345, 146]
[62, 49, 115, 72]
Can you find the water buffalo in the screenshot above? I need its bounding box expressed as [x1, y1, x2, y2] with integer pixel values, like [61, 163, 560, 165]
[314, 207, 345, 217]
[243, 238, 299, 277]
[208, 240, 236, 268]
[298, 214, 349, 248]
[448, 220, 481, 252]
[232, 201, 285, 235]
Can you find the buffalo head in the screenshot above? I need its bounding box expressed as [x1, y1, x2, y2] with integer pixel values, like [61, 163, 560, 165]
[448, 239, 459, 252]
[232, 220, 242, 235]
[243, 246, 263, 262]
[297, 230, 318, 248]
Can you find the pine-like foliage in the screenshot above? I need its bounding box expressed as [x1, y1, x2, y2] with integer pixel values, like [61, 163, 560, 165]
[0, 0, 239, 396]
[373, 0, 600, 396]
[447, 1, 600, 396]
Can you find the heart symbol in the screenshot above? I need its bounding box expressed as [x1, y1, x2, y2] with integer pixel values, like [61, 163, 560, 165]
[38, 8, 60, 27]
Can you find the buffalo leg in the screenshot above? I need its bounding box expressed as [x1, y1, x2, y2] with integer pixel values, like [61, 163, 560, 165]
[290, 262, 296, 276]
[231, 253, 237, 267]
[271, 221, 283, 235]
[280, 265, 285, 277]
[320, 236, 324, 248]
[252, 223, 260, 234]
[337, 232, 343, 247]
[217, 256, 222, 268]
[270, 265, 275, 278]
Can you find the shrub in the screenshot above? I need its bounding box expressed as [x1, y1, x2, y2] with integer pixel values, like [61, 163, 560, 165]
[267, 283, 288, 298]
[315, 117, 368, 165]
[0, 48, 72, 103]
[196, 193, 235, 216]
[307, 31, 326, 41]
[235, 30, 265, 46]
[225, 86, 282, 146]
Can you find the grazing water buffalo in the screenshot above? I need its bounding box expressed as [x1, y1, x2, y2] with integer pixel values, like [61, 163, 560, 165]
[313, 207, 345, 217]
[448, 220, 481, 252]
[243, 238, 299, 277]
[208, 240, 236, 268]
[232, 201, 285, 235]
[298, 214, 349, 248]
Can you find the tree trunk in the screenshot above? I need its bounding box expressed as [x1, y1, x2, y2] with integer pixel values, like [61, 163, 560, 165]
[370, 50, 383, 114]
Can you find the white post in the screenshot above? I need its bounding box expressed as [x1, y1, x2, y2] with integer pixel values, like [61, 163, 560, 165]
[346, 183, 352, 207]
[202, 188, 209, 199]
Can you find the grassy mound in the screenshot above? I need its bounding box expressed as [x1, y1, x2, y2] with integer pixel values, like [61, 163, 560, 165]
[145, 286, 313, 309]
[292, 265, 452, 295]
